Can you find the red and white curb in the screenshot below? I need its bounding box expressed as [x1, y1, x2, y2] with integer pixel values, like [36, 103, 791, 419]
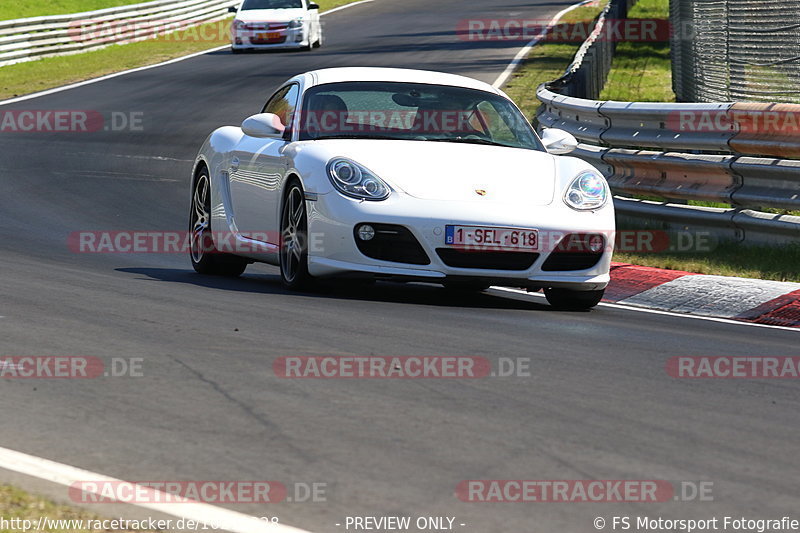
[607, 263, 800, 327]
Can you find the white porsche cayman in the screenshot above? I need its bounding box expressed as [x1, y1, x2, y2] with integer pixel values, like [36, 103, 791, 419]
[189, 67, 614, 310]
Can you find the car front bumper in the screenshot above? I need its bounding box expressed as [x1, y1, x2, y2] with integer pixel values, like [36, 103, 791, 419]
[305, 191, 614, 291]
[231, 27, 308, 49]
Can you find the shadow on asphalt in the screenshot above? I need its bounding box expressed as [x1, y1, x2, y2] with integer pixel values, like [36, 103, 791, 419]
[115, 267, 555, 311]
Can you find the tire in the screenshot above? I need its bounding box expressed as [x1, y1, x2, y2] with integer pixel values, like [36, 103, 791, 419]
[190, 169, 248, 277]
[280, 181, 312, 289]
[544, 288, 604, 311]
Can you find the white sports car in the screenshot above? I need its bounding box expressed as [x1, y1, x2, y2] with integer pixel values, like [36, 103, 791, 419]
[229, 0, 322, 52]
[189, 67, 614, 310]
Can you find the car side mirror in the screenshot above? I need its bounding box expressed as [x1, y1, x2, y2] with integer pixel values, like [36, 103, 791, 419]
[541, 128, 578, 155]
[228, 5, 238, 13]
[241, 113, 286, 138]
[308, 2, 320, 9]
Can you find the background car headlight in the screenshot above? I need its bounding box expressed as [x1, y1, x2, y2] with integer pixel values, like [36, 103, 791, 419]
[327, 158, 390, 201]
[233, 19, 245, 30]
[288, 18, 304, 29]
[564, 170, 608, 210]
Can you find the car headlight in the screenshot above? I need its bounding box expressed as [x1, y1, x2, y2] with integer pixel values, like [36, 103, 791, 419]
[288, 18, 304, 29]
[564, 170, 608, 210]
[233, 19, 245, 30]
[327, 158, 390, 201]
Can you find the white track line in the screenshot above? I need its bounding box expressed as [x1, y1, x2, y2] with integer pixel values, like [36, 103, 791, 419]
[493, 0, 595, 89]
[0, 45, 227, 107]
[0, 0, 376, 107]
[0, 446, 312, 533]
[489, 286, 800, 333]
[323, 0, 373, 16]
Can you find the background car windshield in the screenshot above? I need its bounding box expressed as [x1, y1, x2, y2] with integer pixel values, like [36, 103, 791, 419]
[300, 81, 545, 151]
[241, 0, 302, 9]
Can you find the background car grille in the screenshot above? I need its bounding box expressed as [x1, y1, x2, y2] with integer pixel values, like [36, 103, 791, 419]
[541, 233, 605, 271]
[354, 224, 431, 265]
[435, 249, 539, 270]
[243, 23, 288, 30]
[251, 35, 287, 44]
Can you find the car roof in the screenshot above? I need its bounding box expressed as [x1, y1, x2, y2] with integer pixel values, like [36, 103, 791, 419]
[302, 67, 502, 95]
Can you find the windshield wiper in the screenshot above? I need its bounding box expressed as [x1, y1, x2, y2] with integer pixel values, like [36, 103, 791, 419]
[310, 135, 523, 147]
[425, 137, 518, 148]
[312, 134, 399, 141]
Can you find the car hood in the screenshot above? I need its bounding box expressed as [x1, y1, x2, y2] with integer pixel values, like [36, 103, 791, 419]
[236, 8, 307, 22]
[310, 140, 557, 206]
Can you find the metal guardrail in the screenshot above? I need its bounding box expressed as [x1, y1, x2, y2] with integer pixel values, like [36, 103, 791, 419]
[614, 197, 800, 245]
[536, 86, 800, 244]
[538, 85, 800, 212]
[0, 0, 237, 67]
[547, 0, 635, 100]
[535, 0, 800, 245]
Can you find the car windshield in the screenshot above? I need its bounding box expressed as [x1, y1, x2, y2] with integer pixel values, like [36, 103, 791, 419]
[299, 81, 545, 151]
[240, 0, 303, 10]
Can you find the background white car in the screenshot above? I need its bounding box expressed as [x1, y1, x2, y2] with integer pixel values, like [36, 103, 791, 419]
[190, 67, 615, 310]
[229, 0, 322, 52]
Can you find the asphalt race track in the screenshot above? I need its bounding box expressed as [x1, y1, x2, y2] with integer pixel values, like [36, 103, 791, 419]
[1, 0, 799, 531]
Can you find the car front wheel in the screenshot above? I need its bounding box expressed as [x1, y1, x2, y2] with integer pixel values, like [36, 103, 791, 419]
[280, 182, 312, 289]
[544, 288, 604, 311]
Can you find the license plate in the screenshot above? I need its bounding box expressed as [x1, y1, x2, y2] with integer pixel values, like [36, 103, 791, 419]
[445, 225, 538, 251]
[256, 32, 282, 40]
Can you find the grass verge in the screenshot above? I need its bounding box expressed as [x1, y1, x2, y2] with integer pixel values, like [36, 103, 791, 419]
[502, 3, 606, 115]
[0, 0, 357, 101]
[600, 0, 674, 102]
[1, 0, 144, 21]
[614, 244, 800, 283]
[0, 484, 155, 533]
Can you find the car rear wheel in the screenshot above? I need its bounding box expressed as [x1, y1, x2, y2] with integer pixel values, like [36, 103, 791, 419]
[280, 182, 312, 289]
[190, 170, 248, 277]
[544, 288, 604, 311]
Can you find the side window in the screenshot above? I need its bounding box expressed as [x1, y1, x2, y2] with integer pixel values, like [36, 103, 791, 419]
[475, 101, 517, 143]
[262, 84, 300, 133]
